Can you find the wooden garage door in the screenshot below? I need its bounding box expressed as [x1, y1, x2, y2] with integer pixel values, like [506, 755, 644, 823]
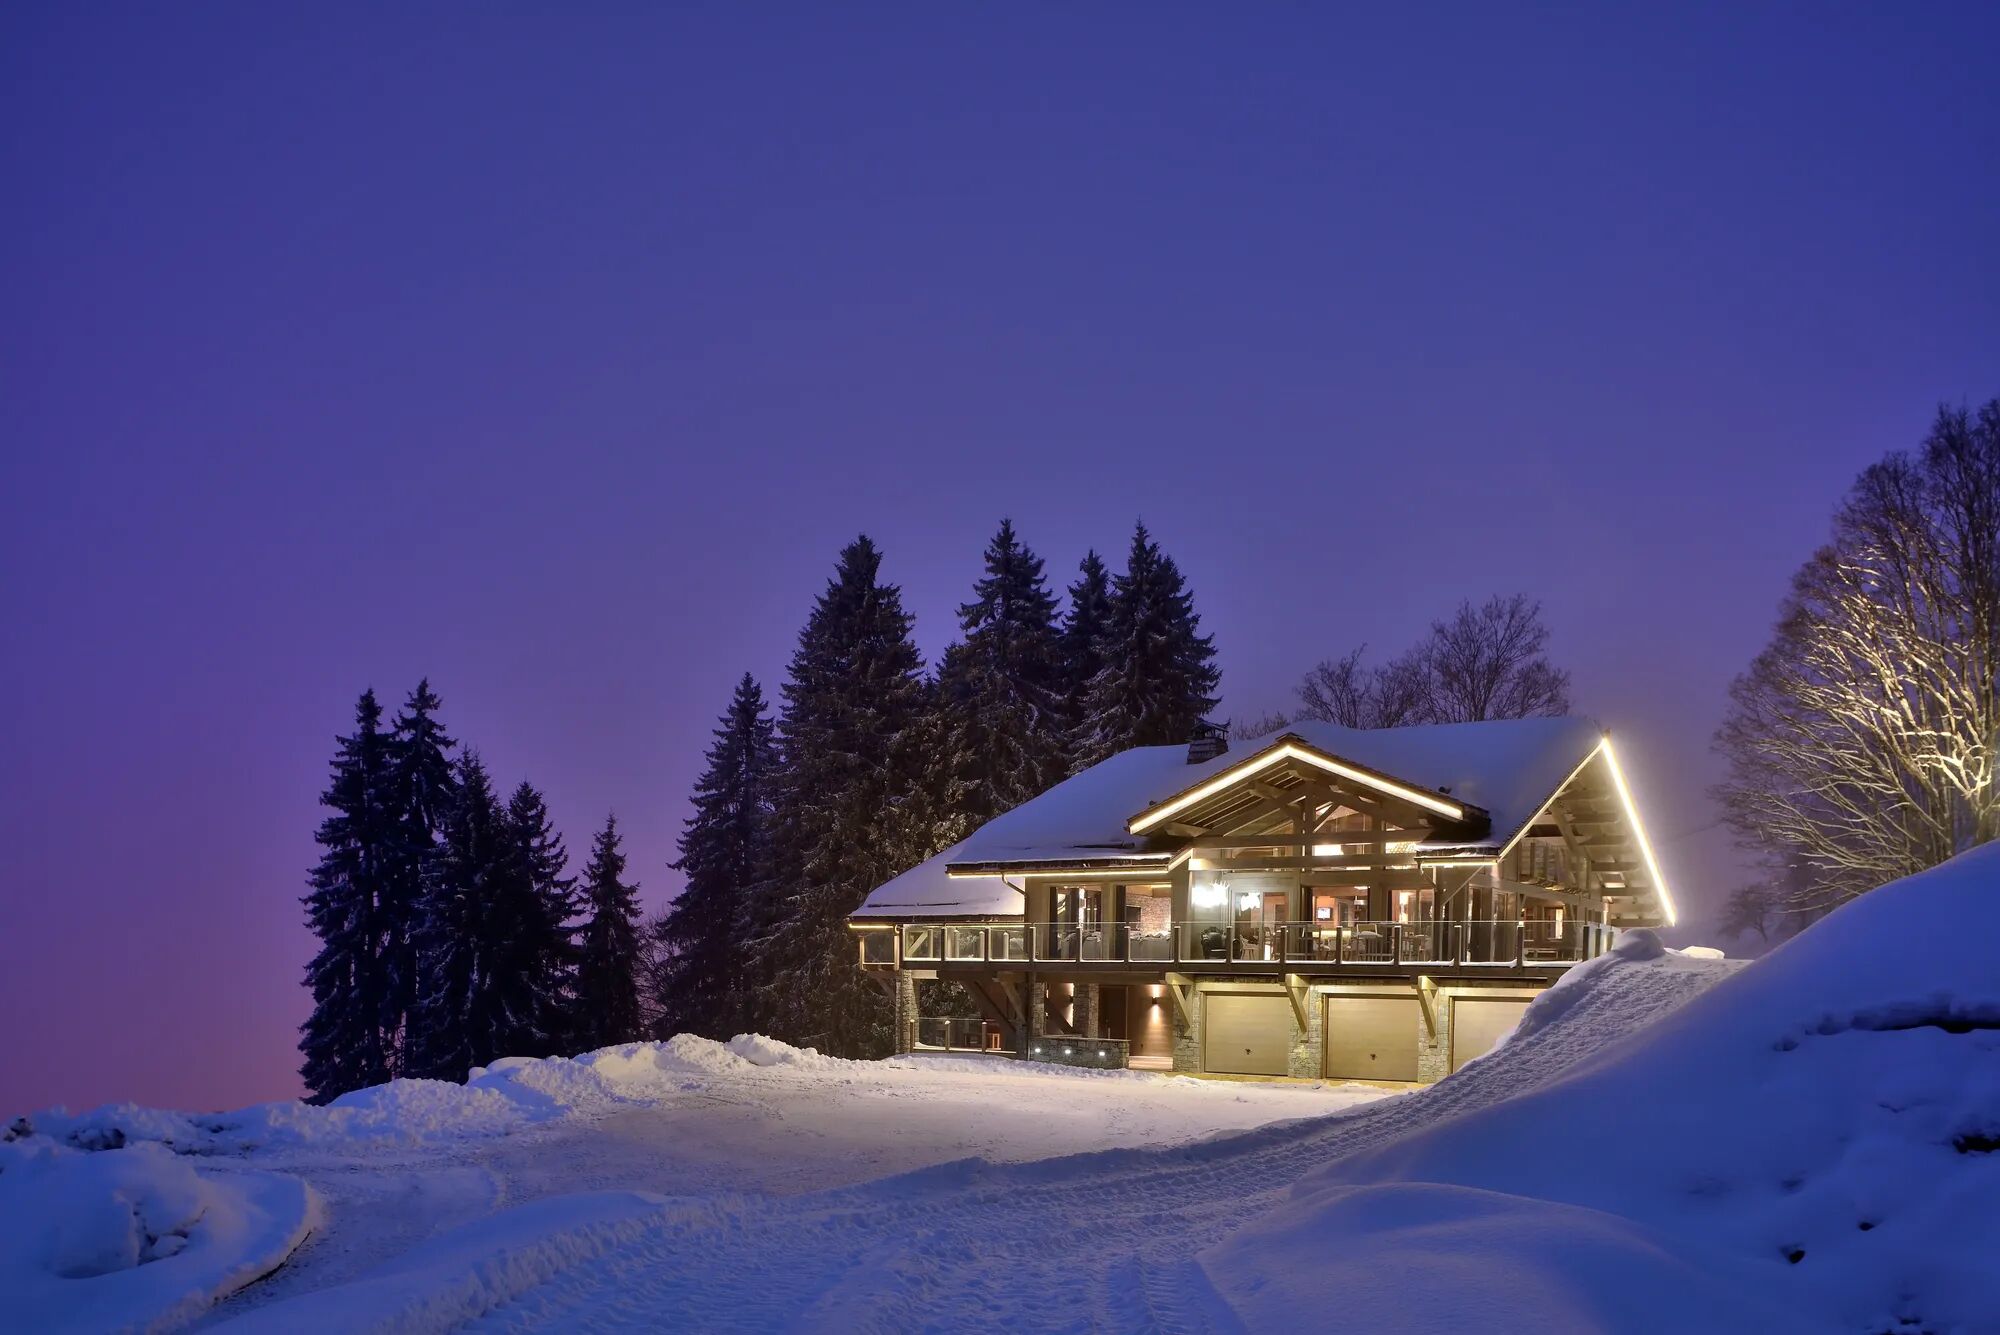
[1203, 994, 1292, 1076]
[1450, 996, 1533, 1072]
[1322, 995, 1419, 1082]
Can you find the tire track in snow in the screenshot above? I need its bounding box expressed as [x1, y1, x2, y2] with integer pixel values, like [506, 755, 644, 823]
[439, 954, 1735, 1332]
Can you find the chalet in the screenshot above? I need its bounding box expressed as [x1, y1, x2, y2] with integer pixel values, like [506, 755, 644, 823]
[848, 716, 1676, 1083]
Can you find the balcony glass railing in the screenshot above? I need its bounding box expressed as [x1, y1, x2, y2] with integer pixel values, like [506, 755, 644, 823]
[892, 919, 1616, 968]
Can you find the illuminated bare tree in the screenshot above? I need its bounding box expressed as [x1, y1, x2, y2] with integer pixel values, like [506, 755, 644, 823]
[1296, 596, 1569, 728]
[1715, 400, 2000, 913]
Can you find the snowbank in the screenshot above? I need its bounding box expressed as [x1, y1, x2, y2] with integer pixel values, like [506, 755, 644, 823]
[1206, 844, 2000, 1333]
[0, 1138, 317, 1333]
[9, 1034, 841, 1157]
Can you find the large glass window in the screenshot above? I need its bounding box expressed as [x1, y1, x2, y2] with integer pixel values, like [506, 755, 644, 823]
[1310, 886, 1369, 926]
[1124, 884, 1173, 961]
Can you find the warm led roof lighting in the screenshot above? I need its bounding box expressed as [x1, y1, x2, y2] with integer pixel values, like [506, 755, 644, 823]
[1129, 742, 1465, 834]
[1600, 737, 1677, 927]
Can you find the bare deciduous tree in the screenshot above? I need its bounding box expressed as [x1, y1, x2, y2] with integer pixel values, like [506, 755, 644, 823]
[1715, 400, 2000, 914]
[1424, 595, 1572, 722]
[1717, 881, 1795, 946]
[1295, 596, 1570, 728]
[1229, 709, 1294, 741]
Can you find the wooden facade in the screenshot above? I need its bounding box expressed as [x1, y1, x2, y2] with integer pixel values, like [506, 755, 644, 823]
[851, 722, 1674, 1084]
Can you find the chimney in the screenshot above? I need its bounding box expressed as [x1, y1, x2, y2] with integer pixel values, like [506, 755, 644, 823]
[1186, 719, 1229, 765]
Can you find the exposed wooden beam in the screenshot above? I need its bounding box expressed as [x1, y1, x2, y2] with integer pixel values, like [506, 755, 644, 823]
[1415, 975, 1439, 1040]
[1282, 973, 1310, 1029]
[1191, 831, 1412, 850]
[1207, 854, 1422, 872]
[1163, 972, 1196, 1025]
[961, 979, 1017, 1031]
[1497, 878, 1605, 911]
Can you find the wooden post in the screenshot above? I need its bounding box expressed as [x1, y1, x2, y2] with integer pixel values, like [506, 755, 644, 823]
[1515, 919, 1527, 968]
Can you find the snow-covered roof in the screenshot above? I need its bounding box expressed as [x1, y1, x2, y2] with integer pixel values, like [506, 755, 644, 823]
[848, 840, 1028, 919]
[853, 716, 1616, 920]
[1252, 716, 1607, 855]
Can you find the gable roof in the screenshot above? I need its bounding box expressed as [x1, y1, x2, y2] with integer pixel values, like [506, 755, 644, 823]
[851, 715, 1621, 919]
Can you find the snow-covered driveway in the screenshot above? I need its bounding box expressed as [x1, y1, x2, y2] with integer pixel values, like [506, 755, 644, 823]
[211, 1047, 1383, 1324]
[215, 949, 1726, 1334]
[5, 1038, 1387, 1332]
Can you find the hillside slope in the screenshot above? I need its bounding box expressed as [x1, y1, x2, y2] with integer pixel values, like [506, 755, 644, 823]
[1211, 845, 2000, 1333]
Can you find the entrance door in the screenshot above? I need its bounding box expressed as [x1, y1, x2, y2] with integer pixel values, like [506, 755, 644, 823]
[1450, 996, 1534, 1072]
[1203, 994, 1292, 1076]
[1128, 985, 1170, 1058]
[1322, 995, 1419, 1082]
[1100, 985, 1129, 1041]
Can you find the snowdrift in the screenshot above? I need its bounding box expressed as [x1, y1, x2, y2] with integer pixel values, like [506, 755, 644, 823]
[13, 1033, 840, 1156]
[0, 1034, 838, 1329]
[0, 1138, 318, 1333]
[1207, 844, 2000, 1333]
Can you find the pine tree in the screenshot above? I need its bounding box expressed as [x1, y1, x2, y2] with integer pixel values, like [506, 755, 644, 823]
[499, 780, 578, 1056]
[1060, 549, 1113, 736]
[406, 753, 511, 1081]
[753, 537, 938, 1057]
[1077, 522, 1222, 765]
[658, 674, 778, 1040]
[574, 814, 646, 1050]
[381, 679, 456, 1073]
[936, 520, 1069, 824]
[299, 690, 397, 1102]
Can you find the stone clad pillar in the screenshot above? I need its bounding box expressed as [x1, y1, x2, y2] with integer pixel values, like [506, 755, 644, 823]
[1075, 983, 1100, 1038]
[892, 972, 917, 1054]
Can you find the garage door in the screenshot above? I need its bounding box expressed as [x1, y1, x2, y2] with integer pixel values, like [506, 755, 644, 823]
[1322, 995, 1419, 1082]
[1203, 994, 1292, 1076]
[1450, 996, 1533, 1072]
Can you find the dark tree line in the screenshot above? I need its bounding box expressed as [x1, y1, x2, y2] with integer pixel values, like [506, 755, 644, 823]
[652, 520, 1220, 1057]
[302, 519, 1219, 1090]
[300, 681, 645, 1101]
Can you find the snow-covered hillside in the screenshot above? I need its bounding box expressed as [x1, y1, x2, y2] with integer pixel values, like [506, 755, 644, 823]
[1210, 846, 2000, 1333]
[11, 849, 1997, 1332]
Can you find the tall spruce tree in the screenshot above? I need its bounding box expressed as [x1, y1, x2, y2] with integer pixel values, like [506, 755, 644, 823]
[658, 674, 778, 1040]
[408, 756, 578, 1079]
[753, 537, 938, 1056]
[300, 689, 397, 1102]
[382, 679, 456, 1072]
[936, 520, 1068, 824]
[1061, 549, 1113, 718]
[501, 780, 579, 1056]
[574, 814, 646, 1050]
[1076, 522, 1221, 765]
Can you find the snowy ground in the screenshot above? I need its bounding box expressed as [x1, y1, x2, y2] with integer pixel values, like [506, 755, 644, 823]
[4, 1034, 1385, 1332]
[12, 849, 1999, 1333]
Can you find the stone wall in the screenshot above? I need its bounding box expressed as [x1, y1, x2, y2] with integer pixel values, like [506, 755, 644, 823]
[892, 971, 918, 1055]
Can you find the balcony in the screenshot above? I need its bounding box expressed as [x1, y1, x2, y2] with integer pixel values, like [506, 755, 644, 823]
[889, 919, 1615, 971]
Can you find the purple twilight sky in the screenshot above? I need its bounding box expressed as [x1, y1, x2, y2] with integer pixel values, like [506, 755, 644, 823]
[3, 5, 1996, 1114]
